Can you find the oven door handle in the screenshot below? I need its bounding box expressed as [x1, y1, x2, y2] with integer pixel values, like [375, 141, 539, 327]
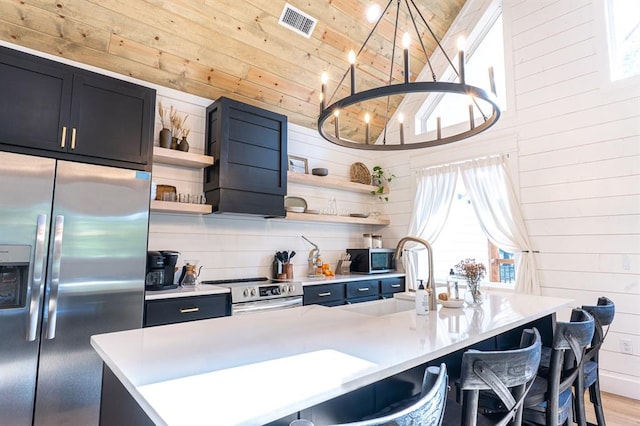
[232, 297, 302, 315]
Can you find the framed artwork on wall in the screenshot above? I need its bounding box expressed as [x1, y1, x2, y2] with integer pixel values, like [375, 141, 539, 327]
[288, 155, 308, 174]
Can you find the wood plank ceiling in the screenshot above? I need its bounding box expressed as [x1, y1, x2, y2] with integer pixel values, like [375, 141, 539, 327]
[0, 0, 465, 141]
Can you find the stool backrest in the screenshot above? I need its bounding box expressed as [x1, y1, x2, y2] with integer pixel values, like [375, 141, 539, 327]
[541, 308, 595, 425]
[581, 297, 615, 362]
[333, 363, 448, 426]
[459, 328, 542, 426]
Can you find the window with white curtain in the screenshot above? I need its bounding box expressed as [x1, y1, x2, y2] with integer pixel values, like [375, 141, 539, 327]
[405, 155, 539, 294]
[418, 172, 516, 284]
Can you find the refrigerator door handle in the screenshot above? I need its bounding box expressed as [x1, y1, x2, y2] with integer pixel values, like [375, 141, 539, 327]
[26, 214, 48, 342]
[44, 215, 64, 340]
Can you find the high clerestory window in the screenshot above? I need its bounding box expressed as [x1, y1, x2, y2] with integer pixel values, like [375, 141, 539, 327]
[418, 14, 507, 134]
[605, 0, 640, 81]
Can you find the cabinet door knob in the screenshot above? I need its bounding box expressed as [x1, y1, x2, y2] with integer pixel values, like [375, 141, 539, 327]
[71, 128, 77, 150]
[179, 307, 199, 313]
[60, 126, 67, 148]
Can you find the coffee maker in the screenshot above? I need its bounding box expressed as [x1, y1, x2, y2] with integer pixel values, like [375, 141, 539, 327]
[159, 250, 180, 289]
[145, 251, 165, 291]
[146, 251, 180, 291]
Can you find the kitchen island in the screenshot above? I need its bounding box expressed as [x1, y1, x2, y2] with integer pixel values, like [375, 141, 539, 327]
[91, 292, 572, 425]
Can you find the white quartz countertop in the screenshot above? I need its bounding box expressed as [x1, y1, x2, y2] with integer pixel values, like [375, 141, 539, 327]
[299, 272, 405, 285]
[144, 284, 229, 300]
[92, 292, 572, 426]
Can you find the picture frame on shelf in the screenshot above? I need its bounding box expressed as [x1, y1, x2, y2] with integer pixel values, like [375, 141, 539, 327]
[288, 155, 308, 174]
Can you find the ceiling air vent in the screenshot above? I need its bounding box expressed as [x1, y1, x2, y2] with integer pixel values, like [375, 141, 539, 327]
[278, 3, 317, 38]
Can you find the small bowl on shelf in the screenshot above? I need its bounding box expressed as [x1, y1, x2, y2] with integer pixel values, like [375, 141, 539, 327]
[285, 206, 305, 213]
[439, 298, 464, 309]
[311, 168, 328, 176]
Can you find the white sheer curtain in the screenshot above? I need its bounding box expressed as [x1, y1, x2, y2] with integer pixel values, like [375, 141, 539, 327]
[459, 155, 540, 294]
[404, 164, 458, 290]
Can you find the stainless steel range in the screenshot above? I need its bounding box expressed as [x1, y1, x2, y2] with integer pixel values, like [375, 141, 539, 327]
[200, 277, 303, 315]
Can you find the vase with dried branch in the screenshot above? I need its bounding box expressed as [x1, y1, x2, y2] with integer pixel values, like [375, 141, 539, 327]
[169, 110, 189, 150]
[158, 101, 172, 148]
[177, 128, 190, 152]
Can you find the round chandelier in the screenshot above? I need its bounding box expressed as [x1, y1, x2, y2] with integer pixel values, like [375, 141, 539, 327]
[317, 0, 501, 150]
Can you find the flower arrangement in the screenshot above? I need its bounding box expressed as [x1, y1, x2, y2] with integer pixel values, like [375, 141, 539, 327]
[455, 258, 486, 304]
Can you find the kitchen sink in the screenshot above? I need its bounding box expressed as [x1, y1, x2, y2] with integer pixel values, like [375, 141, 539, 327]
[336, 298, 415, 317]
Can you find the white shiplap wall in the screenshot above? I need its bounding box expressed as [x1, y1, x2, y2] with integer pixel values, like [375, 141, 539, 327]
[511, 0, 640, 398]
[148, 90, 382, 283]
[375, 0, 640, 398]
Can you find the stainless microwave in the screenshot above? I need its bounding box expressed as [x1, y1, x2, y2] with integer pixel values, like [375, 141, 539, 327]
[346, 248, 396, 274]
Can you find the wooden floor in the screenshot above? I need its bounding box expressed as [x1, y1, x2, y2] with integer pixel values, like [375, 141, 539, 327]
[588, 392, 640, 425]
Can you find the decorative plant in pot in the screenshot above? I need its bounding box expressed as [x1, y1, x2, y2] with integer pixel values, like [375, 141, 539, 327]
[370, 166, 395, 202]
[455, 258, 486, 305]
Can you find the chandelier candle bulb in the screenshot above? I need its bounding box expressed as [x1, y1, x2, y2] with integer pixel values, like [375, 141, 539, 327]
[457, 36, 466, 85]
[364, 113, 371, 144]
[334, 110, 340, 138]
[348, 50, 357, 95]
[398, 113, 405, 144]
[488, 66, 496, 95]
[436, 116, 442, 140]
[403, 32, 411, 83]
[320, 72, 328, 111]
[468, 97, 475, 129]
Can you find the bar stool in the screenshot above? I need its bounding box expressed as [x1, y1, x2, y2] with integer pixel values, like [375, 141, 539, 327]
[443, 328, 542, 426]
[523, 308, 595, 426]
[574, 297, 615, 426]
[292, 363, 448, 426]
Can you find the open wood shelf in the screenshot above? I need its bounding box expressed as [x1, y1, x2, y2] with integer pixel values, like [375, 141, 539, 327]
[150, 200, 212, 214]
[287, 171, 381, 194]
[152, 146, 214, 168]
[285, 212, 390, 226]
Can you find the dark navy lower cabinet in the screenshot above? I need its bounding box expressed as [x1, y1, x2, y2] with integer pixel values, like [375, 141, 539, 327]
[144, 294, 230, 327]
[346, 280, 380, 301]
[381, 277, 405, 298]
[303, 283, 345, 306]
[303, 277, 405, 306]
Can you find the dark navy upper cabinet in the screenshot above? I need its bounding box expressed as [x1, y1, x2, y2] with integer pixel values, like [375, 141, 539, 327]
[0, 46, 154, 171]
[204, 97, 287, 217]
[0, 47, 73, 153]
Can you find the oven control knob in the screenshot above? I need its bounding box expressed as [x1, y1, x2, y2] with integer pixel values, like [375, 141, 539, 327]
[280, 285, 287, 294]
[288, 284, 295, 292]
[243, 288, 249, 297]
[250, 288, 256, 297]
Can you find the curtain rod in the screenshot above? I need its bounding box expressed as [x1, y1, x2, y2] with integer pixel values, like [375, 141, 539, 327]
[417, 153, 510, 173]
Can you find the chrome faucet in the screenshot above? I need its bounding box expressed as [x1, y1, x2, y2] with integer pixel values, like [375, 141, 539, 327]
[395, 236, 437, 311]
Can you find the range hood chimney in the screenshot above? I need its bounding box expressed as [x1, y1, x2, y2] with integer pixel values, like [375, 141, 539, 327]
[203, 97, 287, 218]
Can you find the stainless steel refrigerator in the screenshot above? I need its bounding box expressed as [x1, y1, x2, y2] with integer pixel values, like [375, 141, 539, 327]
[0, 151, 150, 425]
